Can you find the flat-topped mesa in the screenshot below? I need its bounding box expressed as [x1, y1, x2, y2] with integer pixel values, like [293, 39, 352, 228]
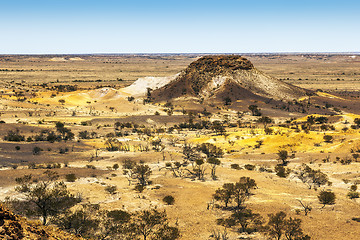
[152, 55, 309, 101]
[185, 55, 254, 73]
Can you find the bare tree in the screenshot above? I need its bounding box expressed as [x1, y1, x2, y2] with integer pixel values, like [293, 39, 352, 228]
[298, 200, 312, 216]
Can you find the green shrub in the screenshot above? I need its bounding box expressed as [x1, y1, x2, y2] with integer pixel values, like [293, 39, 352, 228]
[4, 130, 25, 142]
[275, 165, 290, 178]
[113, 163, 119, 170]
[163, 195, 175, 205]
[105, 185, 117, 195]
[323, 135, 333, 143]
[347, 191, 359, 199]
[244, 164, 255, 171]
[318, 190, 336, 206]
[32, 146, 42, 155]
[65, 174, 77, 182]
[86, 165, 96, 169]
[134, 184, 145, 193]
[231, 164, 241, 170]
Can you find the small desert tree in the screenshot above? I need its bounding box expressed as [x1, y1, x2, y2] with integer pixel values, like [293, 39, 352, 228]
[233, 177, 257, 209]
[55, 121, 74, 141]
[298, 200, 312, 216]
[122, 159, 137, 185]
[97, 209, 132, 240]
[248, 105, 261, 116]
[217, 208, 263, 234]
[198, 143, 223, 158]
[133, 164, 152, 187]
[13, 170, 80, 225]
[258, 116, 272, 129]
[263, 211, 310, 240]
[277, 150, 289, 166]
[123, 162, 152, 192]
[296, 164, 328, 190]
[182, 144, 200, 165]
[151, 139, 164, 152]
[223, 96, 232, 105]
[190, 158, 207, 180]
[307, 116, 316, 126]
[55, 204, 132, 239]
[207, 157, 221, 180]
[347, 184, 359, 199]
[213, 177, 257, 210]
[211, 121, 226, 135]
[105, 185, 117, 195]
[213, 183, 235, 208]
[130, 209, 180, 240]
[54, 204, 100, 237]
[275, 165, 290, 178]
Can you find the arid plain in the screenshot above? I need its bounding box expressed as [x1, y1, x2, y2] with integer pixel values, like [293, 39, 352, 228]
[1, 54, 360, 239]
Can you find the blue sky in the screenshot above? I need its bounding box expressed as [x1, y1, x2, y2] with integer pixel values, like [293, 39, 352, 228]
[0, 0, 359, 54]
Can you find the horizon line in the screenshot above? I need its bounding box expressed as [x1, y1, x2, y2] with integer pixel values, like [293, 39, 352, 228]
[1, 52, 360, 56]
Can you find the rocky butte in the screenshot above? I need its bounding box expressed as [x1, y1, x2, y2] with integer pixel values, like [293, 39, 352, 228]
[152, 55, 310, 102]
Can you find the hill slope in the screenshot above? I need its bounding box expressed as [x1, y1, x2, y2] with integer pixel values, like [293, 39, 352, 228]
[152, 55, 309, 102]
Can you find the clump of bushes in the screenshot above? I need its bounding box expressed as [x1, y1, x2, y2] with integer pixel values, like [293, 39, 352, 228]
[86, 165, 96, 169]
[4, 129, 25, 142]
[275, 165, 291, 178]
[323, 135, 333, 143]
[347, 184, 359, 199]
[59, 148, 69, 154]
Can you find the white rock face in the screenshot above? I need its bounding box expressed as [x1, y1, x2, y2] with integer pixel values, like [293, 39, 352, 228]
[201, 76, 228, 97]
[122, 74, 179, 97]
[232, 69, 304, 100]
[89, 87, 122, 100]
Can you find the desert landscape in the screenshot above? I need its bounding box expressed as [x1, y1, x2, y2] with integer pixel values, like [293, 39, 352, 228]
[0, 53, 360, 239]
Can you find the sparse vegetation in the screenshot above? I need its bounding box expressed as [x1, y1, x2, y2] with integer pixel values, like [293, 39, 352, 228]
[1, 54, 360, 240]
[12, 171, 81, 225]
[263, 211, 310, 240]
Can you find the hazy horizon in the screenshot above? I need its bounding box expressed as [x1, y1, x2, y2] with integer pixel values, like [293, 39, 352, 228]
[1, 52, 360, 56]
[1, 0, 359, 54]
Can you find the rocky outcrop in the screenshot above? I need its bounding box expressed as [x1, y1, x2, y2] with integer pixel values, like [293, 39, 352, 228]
[0, 204, 82, 240]
[152, 55, 310, 102]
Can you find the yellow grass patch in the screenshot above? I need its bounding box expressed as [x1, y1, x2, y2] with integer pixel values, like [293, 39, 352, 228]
[316, 91, 345, 100]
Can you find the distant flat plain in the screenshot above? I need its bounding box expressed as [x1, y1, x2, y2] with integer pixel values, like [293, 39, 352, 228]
[1, 54, 359, 92]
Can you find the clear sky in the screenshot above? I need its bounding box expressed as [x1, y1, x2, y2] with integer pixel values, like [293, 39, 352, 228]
[0, 0, 359, 54]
